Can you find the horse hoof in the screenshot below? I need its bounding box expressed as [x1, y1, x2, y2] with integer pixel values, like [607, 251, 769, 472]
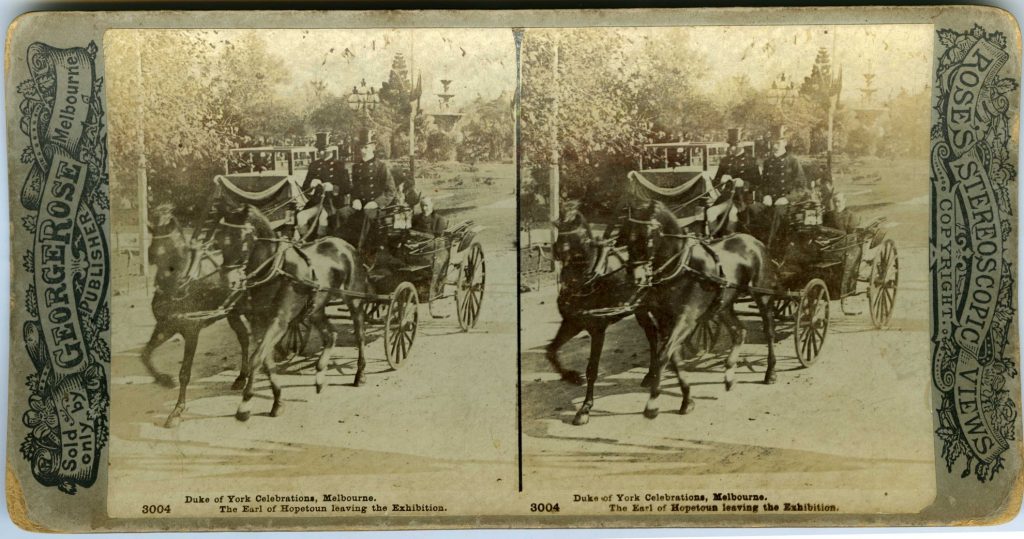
[643, 406, 660, 420]
[163, 415, 182, 429]
[155, 374, 176, 388]
[270, 404, 283, 418]
[561, 371, 585, 386]
[679, 399, 696, 415]
[572, 413, 590, 426]
[725, 380, 735, 392]
[231, 376, 247, 391]
[354, 374, 367, 387]
[316, 383, 324, 394]
[763, 373, 777, 385]
[235, 410, 251, 422]
[640, 373, 657, 388]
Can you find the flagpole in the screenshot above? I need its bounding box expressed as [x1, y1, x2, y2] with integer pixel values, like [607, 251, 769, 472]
[408, 32, 416, 185]
[549, 35, 560, 246]
[135, 38, 150, 296]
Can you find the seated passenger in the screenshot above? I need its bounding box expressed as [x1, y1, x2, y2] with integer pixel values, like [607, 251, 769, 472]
[412, 197, 448, 237]
[823, 193, 859, 233]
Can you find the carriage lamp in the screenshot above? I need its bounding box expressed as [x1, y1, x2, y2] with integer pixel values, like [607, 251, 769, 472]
[394, 207, 412, 230]
[803, 205, 822, 226]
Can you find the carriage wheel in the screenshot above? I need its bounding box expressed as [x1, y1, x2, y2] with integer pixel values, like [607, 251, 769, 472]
[867, 239, 899, 329]
[794, 278, 830, 368]
[455, 243, 486, 331]
[278, 318, 312, 359]
[383, 282, 418, 370]
[688, 316, 721, 357]
[773, 298, 796, 321]
[364, 301, 385, 324]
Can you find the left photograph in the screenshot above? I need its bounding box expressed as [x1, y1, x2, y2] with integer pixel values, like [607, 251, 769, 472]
[104, 28, 518, 518]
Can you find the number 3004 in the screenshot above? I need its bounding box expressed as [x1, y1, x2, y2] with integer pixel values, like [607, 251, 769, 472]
[530, 503, 559, 512]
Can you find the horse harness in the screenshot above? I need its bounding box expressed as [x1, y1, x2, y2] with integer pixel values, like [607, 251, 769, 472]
[219, 218, 379, 303]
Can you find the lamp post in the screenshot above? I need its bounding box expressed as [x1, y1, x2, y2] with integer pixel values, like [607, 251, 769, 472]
[347, 79, 380, 113]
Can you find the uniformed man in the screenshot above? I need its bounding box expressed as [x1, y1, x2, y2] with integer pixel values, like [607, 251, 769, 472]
[714, 128, 761, 193]
[760, 125, 806, 203]
[760, 125, 806, 250]
[302, 132, 351, 231]
[349, 129, 397, 213]
[338, 128, 398, 249]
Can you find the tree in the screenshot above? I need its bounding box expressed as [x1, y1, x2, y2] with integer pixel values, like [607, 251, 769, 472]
[521, 28, 710, 213]
[800, 47, 843, 156]
[457, 92, 514, 162]
[378, 52, 411, 114]
[879, 87, 931, 158]
[105, 30, 292, 220]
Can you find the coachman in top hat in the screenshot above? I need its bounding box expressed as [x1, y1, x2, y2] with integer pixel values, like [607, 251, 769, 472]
[714, 127, 761, 192]
[760, 125, 806, 201]
[303, 131, 350, 231]
[338, 128, 398, 247]
[350, 128, 398, 211]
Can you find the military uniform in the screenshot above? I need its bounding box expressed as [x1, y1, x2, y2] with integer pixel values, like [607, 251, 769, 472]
[350, 158, 397, 209]
[714, 150, 761, 190]
[302, 154, 350, 225]
[761, 151, 806, 199]
[303, 156, 351, 197]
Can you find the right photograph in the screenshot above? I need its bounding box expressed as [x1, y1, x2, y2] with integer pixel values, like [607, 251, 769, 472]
[518, 25, 936, 515]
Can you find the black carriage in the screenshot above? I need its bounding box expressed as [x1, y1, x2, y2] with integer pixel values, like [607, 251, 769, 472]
[764, 201, 898, 365]
[692, 199, 900, 368]
[347, 203, 486, 368]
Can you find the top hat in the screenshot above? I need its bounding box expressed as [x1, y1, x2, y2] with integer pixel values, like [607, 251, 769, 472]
[315, 132, 330, 150]
[726, 127, 741, 145]
[770, 125, 787, 141]
[357, 128, 377, 147]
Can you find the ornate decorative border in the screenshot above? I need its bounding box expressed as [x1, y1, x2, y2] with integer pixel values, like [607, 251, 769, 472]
[931, 25, 1018, 482]
[15, 41, 110, 494]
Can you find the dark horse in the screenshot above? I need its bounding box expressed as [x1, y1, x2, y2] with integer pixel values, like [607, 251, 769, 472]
[546, 205, 660, 426]
[143, 204, 251, 428]
[215, 203, 371, 421]
[620, 200, 778, 419]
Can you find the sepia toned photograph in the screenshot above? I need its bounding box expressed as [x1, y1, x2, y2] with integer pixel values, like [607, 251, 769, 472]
[103, 28, 518, 518]
[519, 25, 937, 514]
[3, 6, 1020, 531]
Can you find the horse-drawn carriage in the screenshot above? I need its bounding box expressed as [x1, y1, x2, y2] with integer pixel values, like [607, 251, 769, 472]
[143, 160, 487, 425]
[684, 198, 900, 369]
[544, 166, 899, 424]
[213, 165, 485, 371]
[296, 202, 487, 370]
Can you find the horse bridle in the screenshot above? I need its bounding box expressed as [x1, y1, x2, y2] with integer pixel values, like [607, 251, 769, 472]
[624, 212, 715, 288]
[553, 224, 609, 295]
[217, 217, 297, 292]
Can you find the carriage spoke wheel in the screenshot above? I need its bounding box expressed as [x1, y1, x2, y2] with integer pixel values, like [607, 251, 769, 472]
[364, 301, 385, 324]
[794, 278, 830, 368]
[773, 298, 796, 321]
[383, 282, 418, 370]
[867, 239, 899, 329]
[278, 318, 312, 360]
[455, 243, 486, 331]
[687, 316, 721, 358]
